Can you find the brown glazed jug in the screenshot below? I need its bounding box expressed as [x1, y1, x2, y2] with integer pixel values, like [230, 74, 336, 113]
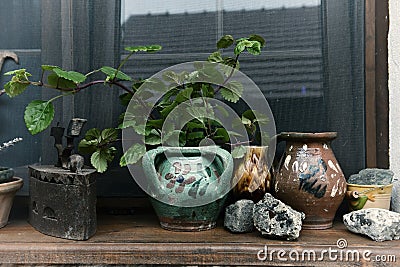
[273, 132, 346, 229]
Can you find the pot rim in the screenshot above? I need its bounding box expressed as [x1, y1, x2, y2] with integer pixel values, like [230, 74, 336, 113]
[0, 176, 23, 193]
[347, 182, 393, 188]
[278, 132, 337, 141]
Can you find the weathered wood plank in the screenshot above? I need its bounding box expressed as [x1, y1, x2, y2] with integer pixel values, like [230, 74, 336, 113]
[1, 208, 399, 266]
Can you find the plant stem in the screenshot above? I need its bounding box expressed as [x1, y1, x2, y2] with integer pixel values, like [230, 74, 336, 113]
[214, 54, 240, 95]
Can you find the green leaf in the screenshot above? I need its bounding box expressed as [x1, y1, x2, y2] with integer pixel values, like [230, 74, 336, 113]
[207, 51, 223, 63]
[242, 110, 270, 125]
[234, 41, 247, 55]
[78, 139, 98, 154]
[3, 69, 32, 97]
[162, 70, 180, 84]
[146, 119, 164, 129]
[231, 145, 247, 159]
[217, 35, 234, 49]
[100, 128, 118, 143]
[186, 105, 210, 120]
[197, 64, 225, 85]
[120, 144, 146, 166]
[185, 121, 206, 130]
[187, 131, 205, 140]
[214, 128, 230, 142]
[160, 101, 178, 118]
[246, 41, 262, 55]
[4, 78, 29, 97]
[145, 45, 163, 52]
[124, 45, 162, 53]
[91, 151, 107, 173]
[145, 131, 162, 145]
[201, 84, 214, 98]
[118, 112, 136, 129]
[24, 100, 55, 135]
[248, 34, 266, 47]
[215, 105, 229, 118]
[220, 81, 243, 103]
[90, 147, 117, 173]
[41, 65, 59, 71]
[4, 69, 30, 76]
[118, 119, 136, 130]
[84, 128, 101, 141]
[143, 77, 166, 92]
[100, 66, 132, 81]
[175, 88, 193, 104]
[53, 68, 86, 83]
[47, 73, 77, 89]
[119, 93, 133, 106]
[241, 116, 252, 126]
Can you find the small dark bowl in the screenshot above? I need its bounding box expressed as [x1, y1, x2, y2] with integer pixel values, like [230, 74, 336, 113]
[0, 167, 15, 184]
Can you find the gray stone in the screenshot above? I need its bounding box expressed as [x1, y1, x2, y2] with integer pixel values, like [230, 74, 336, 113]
[253, 193, 305, 241]
[391, 178, 400, 212]
[343, 208, 400, 241]
[224, 199, 254, 233]
[348, 168, 394, 185]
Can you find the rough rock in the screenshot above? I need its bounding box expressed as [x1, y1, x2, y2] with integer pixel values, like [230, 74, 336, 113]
[224, 199, 254, 233]
[391, 178, 400, 212]
[348, 168, 393, 185]
[343, 208, 400, 241]
[253, 193, 305, 241]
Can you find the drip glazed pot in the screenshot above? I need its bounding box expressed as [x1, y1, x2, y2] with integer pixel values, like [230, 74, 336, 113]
[142, 146, 233, 231]
[232, 146, 271, 203]
[273, 132, 346, 229]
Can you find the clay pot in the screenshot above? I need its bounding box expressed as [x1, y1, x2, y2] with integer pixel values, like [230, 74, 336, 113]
[0, 177, 23, 228]
[232, 146, 271, 203]
[142, 146, 233, 231]
[273, 132, 346, 229]
[346, 183, 393, 210]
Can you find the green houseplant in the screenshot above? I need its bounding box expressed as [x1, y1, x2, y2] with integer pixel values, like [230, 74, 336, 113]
[0, 137, 23, 228]
[2, 34, 272, 231]
[2, 34, 269, 171]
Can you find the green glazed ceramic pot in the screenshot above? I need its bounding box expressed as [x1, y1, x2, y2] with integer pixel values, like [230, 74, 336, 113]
[142, 146, 233, 231]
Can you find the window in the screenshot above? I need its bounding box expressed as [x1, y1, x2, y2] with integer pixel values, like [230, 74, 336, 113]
[0, 0, 387, 196]
[121, 0, 366, 177]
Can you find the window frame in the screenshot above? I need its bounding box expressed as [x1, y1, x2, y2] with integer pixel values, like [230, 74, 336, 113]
[365, 0, 389, 168]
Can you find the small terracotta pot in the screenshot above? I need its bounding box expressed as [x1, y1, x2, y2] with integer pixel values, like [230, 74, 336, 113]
[346, 183, 393, 210]
[273, 132, 346, 229]
[0, 177, 23, 228]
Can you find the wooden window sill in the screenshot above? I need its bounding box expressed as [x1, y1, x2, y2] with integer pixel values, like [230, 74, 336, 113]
[2, 197, 399, 266]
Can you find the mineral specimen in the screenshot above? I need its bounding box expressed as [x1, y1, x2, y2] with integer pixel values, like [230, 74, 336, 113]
[224, 199, 254, 233]
[347, 168, 394, 185]
[343, 208, 400, 241]
[253, 193, 305, 240]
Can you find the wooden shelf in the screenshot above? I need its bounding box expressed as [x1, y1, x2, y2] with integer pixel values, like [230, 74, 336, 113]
[1, 198, 399, 266]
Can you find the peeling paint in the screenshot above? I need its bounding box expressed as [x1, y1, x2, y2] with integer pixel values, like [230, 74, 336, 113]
[284, 155, 291, 170]
[330, 179, 339, 197]
[292, 161, 299, 172]
[328, 160, 339, 173]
